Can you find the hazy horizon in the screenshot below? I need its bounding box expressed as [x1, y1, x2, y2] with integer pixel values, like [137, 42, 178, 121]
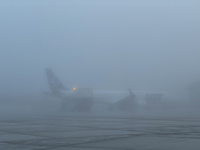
[0, 1, 200, 97]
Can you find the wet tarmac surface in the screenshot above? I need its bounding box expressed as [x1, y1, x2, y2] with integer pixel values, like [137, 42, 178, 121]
[1, 114, 200, 149]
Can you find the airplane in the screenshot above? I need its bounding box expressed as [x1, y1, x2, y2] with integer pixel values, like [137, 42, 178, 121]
[44, 68, 167, 112]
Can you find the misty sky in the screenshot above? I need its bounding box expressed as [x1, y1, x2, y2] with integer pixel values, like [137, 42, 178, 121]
[0, 0, 200, 94]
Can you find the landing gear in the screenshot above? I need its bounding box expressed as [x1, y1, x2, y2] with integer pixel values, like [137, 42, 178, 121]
[60, 98, 93, 112]
[73, 98, 93, 112]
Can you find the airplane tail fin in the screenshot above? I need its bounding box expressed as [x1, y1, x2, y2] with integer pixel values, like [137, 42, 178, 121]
[45, 68, 67, 90]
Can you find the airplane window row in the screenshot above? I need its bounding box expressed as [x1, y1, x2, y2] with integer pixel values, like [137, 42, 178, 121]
[94, 93, 128, 96]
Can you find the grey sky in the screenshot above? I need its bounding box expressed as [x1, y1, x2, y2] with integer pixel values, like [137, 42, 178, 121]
[0, 0, 200, 94]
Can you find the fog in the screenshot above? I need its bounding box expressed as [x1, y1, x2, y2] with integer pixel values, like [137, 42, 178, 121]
[2, 2, 200, 149]
[0, 1, 200, 116]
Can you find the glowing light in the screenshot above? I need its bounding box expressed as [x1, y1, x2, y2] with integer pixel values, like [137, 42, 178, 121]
[73, 87, 76, 90]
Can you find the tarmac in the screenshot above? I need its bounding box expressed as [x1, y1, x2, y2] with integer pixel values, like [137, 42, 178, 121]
[1, 114, 200, 150]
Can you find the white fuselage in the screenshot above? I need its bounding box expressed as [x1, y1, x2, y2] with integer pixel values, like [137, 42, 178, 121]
[56, 89, 168, 106]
